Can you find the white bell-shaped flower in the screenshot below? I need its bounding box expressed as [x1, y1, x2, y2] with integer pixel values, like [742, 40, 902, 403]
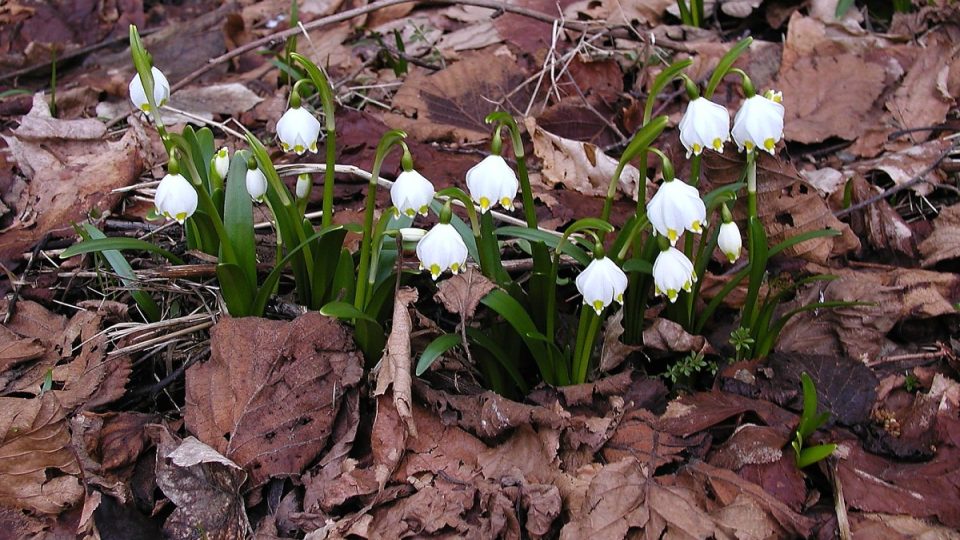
[154, 173, 197, 224]
[678, 97, 730, 157]
[465, 155, 519, 213]
[416, 223, 468, 280]
[576, 256, 628, 315]
[213, 147, 230, 180]
[129, 66, 170, 113]
[390, 169, 435, 217]
[646, 178, 707, 245]
[717, 221, 742, 263]
[732, 93, 784, 154]
[276, 106, 322, 154]
[653, 247, 696, 303]
[246, 167, 268, 202]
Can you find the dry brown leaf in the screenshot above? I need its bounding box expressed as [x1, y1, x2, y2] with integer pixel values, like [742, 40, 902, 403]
[841, 174, 916, 258]
[602, 409, 703, 471]
[851, 512, 960, 539]
[434, 267, 496, 319]
[164, 83, 263, 123]
[184, 312, 364, 489]
[850, 137, 951, 196]
[778, 53, 886, 143]
[375, 287, 419, 438]
[643, 317, 716, 357]
[885, 32, 956, 135]
[598, 310, 642, 373]
[920, 203, 960, 268]
[0, 94, 143, 264]
[383, 51, 531, 143]
[435, 20, 501, 56]
[777, 266, 960, 360]
[151, 426, 251, 539]
[0, 326, 45, 373]
[564, 0, 674, 26]
[525, 116, 641, 200]
[0, 392, 83, 515]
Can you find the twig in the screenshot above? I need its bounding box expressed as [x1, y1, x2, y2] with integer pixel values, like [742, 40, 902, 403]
[172, 0, 598, 92]
[833, 139, 959, 219]
[3, 233, 51, 324]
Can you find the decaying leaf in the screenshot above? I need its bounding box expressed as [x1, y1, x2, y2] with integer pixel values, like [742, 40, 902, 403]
[920, 202, 960, 268]
[164, 82, 263, 123]
[842, 174, 916, 258]
[435, 267, 496, 319]
[384, 51, 531, 143]
[0, 94, 144, 264]
[850, 137, 952, 197]
[564, 0, 674, 27]
[643, 317, 716, 357]
[768, 353, 878, 426]
[375, 287, 419, 437]
[184, 312, 364, 489]
[0, 392, 83, 515]
[603, 408, 704, 471]
[151, 426, 251, 539]
[526, 116, 642, 200]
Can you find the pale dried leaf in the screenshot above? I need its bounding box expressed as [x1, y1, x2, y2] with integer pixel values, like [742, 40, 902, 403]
[12, 93, 105, 141]
[885, 34, 955, 134]
[526, 116, 641, 200]
[165, 83, 263, 122]
[642, 318, 716, 356]
[0, 326, 45, 373]
[565, 0, 674, 25]
[0, 393, 83, 514]
[151, 426, 250, 540]
[184, 313, 364, 489]
[920, 203, 960, 267]
[599, 310, 642, 373]
[434, 267, 496, 319]
[435, 21, 501, 55]
[721, 0, 762, 18]
[375, 287, 418, 438]
[778, 53, 886, 143]
[850, 137, 951, 196]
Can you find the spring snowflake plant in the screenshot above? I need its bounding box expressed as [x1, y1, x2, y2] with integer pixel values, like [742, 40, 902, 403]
[62, 29, 852, 395]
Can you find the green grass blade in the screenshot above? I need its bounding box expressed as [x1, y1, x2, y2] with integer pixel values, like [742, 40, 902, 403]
[61, 237, 184, 265]
[78, 224, 161, 322]
[416, 333, 461, 376]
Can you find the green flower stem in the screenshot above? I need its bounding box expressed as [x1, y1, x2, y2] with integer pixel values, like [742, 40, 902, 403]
[546, 224, 605, 342]
[746, 151, 758, 219]
[366, 211, 395, 296]
[572, 307, 602, 384]
[355, 130, 407, 310]
[290, 52, 338, 230]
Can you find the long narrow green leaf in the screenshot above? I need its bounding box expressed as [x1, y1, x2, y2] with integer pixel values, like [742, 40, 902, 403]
[61, 237, 184, 265]
[465, 328, 529, 393]
[769, 228, 841, 257]
[416, 333, 461, 376]
[621, 259, 653, 274]
[79, 224, 161, 322]
[481, 289, 555, 383]
[702, 182, 745, 210]
[643, 59, 693, 123]
[496, 226, 591, 265]
[216, 263, 253, 317]
[797, 444, 837, 468]
[621, 115, 669, 165]
[223, 149, 257, 290]
[742, 216, 768, 331]
[320, 301, 379, 324]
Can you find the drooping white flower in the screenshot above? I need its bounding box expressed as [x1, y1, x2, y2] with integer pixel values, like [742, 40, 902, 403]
[246, 167, 268, 202]
[154, 173, 197, 224]
[295, 173, 311, 199]
[276, 106, 322, 154]
[678, 97, 731, 157]
[213, 147, 230, 180]
[652, 247, 696, 303]
[416, 223, 468, 280]
[732, 93, 784, 154]
[646, 178, 707, 245]
[717, 221, 742, 263]
[129, 66, 170, 113]
[576, 256, 628, 315]
[465, 155, 519, 213]
[390, 169, 435, 217]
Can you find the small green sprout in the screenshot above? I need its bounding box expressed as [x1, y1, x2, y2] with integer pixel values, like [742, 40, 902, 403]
[791, 372, 837, 468]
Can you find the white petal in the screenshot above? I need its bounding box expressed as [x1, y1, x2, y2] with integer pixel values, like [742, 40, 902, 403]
[246, 168, 268, 200]
[718, 222, 742, 262]
[276, 106, 322, 154]
[416, 223, 467, 279]
[466, 155, 518, 212]
[391, 169, 435, 216]
[155, 173, 197, 224]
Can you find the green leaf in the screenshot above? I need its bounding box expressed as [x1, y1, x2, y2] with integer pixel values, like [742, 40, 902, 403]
[621, 115, 669, 165]
[704, 37, 753, 98]
[480, 289, 555, 384]
[621, 258, 652, 274]
[465, 328, 529, 393]
[216, 263, 253, 317]
[798, 372, 820, 438]
[742, 216, 768, 331]
[320, 301, 378, 324]
[78, 224, 161, 322]
[702, 182, 745, 210]
[61, 237, 185, 265]
[643, 59, 693, 123]
[835, 0, 855, 18]
[496, 226, 591, 265]
[416, 333, 461, 376]
[223, 150, 257, 289]
[769, 228, 841, 257]
[796, 443, 837, 468]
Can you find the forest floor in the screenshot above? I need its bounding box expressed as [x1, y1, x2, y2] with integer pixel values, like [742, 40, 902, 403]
[1, 0, 959, 538]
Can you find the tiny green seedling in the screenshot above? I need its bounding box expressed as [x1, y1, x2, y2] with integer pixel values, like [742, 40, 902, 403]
[791, 372, 837, 468]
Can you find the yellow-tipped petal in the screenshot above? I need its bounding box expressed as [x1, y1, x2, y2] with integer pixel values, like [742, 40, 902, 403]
[712, 138, 723, 150]
[175, 212, 187, 223]
[294, 144, 304, 153]
[500, 197, 512, 208]
[691, 220, 702, 233]
[450, 262, 461, 274]
[592, 300, 605, 315]
[281, 143, 290, 151]
[479, 197, 491, 211]
[744, 141, 755, 151]
[405, 208, 416, 217]
[667, 229, 679, 243]
[418, 205, 429, 216]
[429, 263, 441, 279]
[667, 289, 678, 302]
[764, 138, 776, 151]
[309, 142, 318, 152]
[692, 143, 702, 154]
[615, 293, 624, 304]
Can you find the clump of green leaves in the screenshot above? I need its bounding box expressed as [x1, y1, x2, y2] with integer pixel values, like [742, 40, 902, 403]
[791, 372, 837, 468]
[664, 352, 717, 385]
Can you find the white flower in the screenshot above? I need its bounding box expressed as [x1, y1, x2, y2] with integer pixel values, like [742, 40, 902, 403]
[246, 168, 268, 202]
[129, 66, 170, 113]
[416, 223, 468, 280]
[390, 169, 435, 217]
[465, 155, 519, 213]
[717, 221, 742, 263]
[653, 247, 696, 303]
[154, 173, 197, 224]
[276, 106, 322, 154]
[576, 257, 628, 315]
[732, 93, 784, 154]
[213, 147, 229, 180]
[678, 97, 730, 157]
[646, 178, 707, 245]
[295, 173, 311, 199]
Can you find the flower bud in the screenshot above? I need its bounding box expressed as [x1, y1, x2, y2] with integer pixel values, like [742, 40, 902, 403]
[129, 66, 170, 113]
[212, 147, 229, 181]
[717, 221, 742, 263]
[296, 173, 311, 199]
[246, 167, 268, 202]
